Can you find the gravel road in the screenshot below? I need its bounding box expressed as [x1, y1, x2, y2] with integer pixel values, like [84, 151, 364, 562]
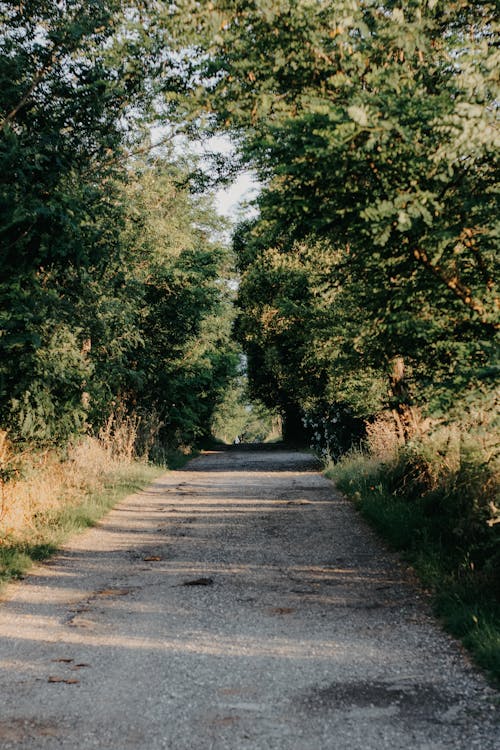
[0, 447, 498, 749]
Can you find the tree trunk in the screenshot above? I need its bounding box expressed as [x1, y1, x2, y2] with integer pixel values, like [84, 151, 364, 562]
[282, 406, 306, 446]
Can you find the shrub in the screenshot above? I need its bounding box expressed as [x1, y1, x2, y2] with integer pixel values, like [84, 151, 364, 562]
[325, 408, 500, 683]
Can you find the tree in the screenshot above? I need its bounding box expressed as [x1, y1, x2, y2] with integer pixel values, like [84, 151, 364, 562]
[0, 1, 142, 442]
[211, 372, 281, 444]
[0, 2, 238, 449]
[172, 0, 498, 436]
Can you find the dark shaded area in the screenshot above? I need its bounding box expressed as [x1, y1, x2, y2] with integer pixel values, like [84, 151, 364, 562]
[187, 445, 322, 473]
[301, 680, 456, 721]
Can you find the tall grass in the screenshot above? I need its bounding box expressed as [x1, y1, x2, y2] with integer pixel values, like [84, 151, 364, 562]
[325, 411, 500, 685]
[0, 409, 192, 589]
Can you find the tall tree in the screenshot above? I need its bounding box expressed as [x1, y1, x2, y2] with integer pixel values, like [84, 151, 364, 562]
[122, 161, 238, 446]
[172, 0, 499, 435]
[0, 2, 238, 448]
[0, 1, 152, 442]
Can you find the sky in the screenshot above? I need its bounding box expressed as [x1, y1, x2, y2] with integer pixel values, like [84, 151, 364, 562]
[193, 133, 260, 220]
[150, 128, 260, 222]
[215, 170, 260, 220]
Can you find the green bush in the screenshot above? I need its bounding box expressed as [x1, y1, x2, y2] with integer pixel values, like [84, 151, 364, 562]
[326, 432, 500, 685]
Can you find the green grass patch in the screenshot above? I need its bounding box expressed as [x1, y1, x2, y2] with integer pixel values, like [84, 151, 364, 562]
[0, 462, 163, 590]
[326, 454, 500, 687]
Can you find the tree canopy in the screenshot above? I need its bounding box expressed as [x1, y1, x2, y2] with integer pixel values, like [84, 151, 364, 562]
[167, 0, 498, 443]
[0, 1, 237, 450]
[1, 0, 498, 455]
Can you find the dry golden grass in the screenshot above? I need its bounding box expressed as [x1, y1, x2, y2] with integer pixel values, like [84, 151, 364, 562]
[0, 435, 138, 541]
[0, 404, 166, 544]
[339, 406, 498, 508]
[0, 404, 180, 547]
[365, 412, 401, 462]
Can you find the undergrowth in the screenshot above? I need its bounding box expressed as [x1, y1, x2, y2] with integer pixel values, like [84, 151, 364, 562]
[325, 414, 500, 686]
[0, 462, 162, 587]
[0, 412, 196, 590]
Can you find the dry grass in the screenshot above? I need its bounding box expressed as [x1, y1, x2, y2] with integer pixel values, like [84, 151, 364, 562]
[365, 409, 498, 486]
[0, 403, 196, 560]
[0, 421, 165, 588]
[365, 412, 402, 462]
[0, 407, 166, 544]
[1, 438, 132, 542]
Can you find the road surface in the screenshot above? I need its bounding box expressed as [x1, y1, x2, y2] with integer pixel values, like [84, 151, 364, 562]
[0, 448, 497, 749]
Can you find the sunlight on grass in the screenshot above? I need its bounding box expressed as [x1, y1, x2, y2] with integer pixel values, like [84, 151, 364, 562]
[0, 436, 165, 589]
[324, 418, 500, 687]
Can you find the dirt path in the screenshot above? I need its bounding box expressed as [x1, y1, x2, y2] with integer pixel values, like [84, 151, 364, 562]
[0, 447, 497, 749]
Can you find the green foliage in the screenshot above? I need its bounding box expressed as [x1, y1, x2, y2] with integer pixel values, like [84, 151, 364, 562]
[120, 162, 239, 447]
[211, 374, 281, 444]
[0, 3, 238, 452]
[326, 420, 500, 683]
[10, 324, 92, 443]
[171, 0, 498, 440]
[0, 1, 144, 444]
[234, 233, 387, 441]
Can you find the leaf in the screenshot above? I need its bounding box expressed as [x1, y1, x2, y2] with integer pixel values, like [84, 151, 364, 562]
[347, 105, 369, 127]
[48, 676, 80, 684]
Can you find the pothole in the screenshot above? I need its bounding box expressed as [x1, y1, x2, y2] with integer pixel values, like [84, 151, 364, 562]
[300, 680, 458, 723]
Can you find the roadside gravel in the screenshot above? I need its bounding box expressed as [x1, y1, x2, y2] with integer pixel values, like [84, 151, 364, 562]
[0, 447, 498, 749]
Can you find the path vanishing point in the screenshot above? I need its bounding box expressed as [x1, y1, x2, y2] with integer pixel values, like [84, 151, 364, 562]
[0, 447, 498, 749]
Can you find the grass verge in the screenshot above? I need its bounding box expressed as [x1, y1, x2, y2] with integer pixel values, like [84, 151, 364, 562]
[325, 452, 500, 687]
[0, 461, 163, 590]
[0, 435, 200, 592]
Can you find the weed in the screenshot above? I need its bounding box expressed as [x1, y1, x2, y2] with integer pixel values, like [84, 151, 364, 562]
[325, 414, 500, 686]
[0, 436, 164, 590]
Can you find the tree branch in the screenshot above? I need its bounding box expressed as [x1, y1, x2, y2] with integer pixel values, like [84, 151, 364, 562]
[0, 54, 57, 132]
[413, 247, 499, 330]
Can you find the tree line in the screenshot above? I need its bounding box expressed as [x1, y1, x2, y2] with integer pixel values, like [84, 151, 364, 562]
[1, 0, 498, 458]
[172, 0, 498, 448]
[0, 1, 237, 454]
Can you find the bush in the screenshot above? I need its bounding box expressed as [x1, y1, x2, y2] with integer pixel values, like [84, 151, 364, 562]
[325, 411, 500, 684]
